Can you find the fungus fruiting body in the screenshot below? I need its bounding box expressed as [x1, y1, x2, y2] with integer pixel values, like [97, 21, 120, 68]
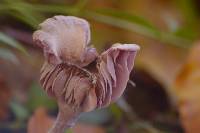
[33, 15, 140, 133]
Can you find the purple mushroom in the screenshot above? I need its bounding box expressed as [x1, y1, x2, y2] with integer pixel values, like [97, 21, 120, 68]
[33, 15, 140, 133]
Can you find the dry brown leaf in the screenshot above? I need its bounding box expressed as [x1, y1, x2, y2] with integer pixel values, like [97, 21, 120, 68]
[28, 107, 54, 133]
[73, 123, 105, 133]
[28, 107, 105, 133]
[174, 41, 200, 133]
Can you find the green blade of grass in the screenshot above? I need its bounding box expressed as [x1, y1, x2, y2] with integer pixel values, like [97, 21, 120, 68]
[84, 11, 160, 38]
[74, 0, 89, 10]
[0, 2, 193, 48]
[10, 101, 29, 121]
[0, 1, 45, 28]
[95, 8, 160, 34]
[83, 10, 192, 48]
[28, 4, 75, 14]
[0, 32, 27, 54]
[175, 0, 198, 24]
[0, 48, 19, 64]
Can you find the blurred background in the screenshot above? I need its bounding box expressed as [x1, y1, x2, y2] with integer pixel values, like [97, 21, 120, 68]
[0, 0, 200, 133]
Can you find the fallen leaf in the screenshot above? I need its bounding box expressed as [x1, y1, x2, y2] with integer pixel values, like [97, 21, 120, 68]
[73, 123, 105, 133]
[28, 107, 54, 133]
[174, 41, 200, 133]
[28, 107, 106, 133]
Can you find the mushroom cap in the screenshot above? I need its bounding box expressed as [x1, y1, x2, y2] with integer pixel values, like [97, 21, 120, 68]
[33, 16, 92, 65]
[96, 44, 140, 107]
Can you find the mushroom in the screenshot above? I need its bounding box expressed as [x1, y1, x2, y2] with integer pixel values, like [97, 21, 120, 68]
[33, 15, 140, 133]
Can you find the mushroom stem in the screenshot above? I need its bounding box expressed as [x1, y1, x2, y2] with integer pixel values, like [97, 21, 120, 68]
[48, 106, 80, 133]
